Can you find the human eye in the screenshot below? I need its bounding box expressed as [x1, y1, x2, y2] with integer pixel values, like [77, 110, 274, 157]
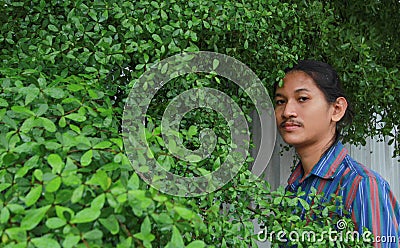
[275, 99, 286, 105]
[298, 96, 309, 102]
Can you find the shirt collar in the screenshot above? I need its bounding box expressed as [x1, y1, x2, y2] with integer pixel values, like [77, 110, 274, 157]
[287, 141, 348, 185]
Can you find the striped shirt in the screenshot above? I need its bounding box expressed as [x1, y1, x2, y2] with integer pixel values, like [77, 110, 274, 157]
[286, 141, 400, 247]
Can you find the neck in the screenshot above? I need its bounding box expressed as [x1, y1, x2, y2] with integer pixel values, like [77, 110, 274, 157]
[295, 135, 336, 176]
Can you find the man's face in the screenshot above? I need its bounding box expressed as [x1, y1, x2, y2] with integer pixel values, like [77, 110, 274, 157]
[274, 71, 336, 149]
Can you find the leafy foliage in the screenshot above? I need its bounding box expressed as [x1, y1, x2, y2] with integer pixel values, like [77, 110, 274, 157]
[0, 0, 396, 247]
[295, 0, 400, 155]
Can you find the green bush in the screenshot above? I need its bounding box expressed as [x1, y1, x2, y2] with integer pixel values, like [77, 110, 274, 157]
[0, 0, 396, 247]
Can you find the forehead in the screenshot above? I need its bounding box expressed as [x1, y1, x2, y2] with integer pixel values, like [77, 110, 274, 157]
[275, 71, 320, 96]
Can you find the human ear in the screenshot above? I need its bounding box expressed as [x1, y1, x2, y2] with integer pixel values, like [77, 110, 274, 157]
[331, 97, 348, 122]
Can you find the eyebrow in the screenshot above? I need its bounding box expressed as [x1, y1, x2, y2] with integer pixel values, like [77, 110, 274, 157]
[294, 88, 311, 93]
[275, 88, 311, 97]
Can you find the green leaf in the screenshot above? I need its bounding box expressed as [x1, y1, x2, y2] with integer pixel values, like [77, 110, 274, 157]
[135, 64, 145, 70]
[45, 176, 62, 192]
[187, 125, 198, 137]
[91, 193, 105, 210]
[127, 173, 140, 190]
[39, 117, 57, 132]
[88, 89, 104, 99]
[0, 207, 10, 224]
[133, 216, 155, 242]
[93, 141, 112, 149]
[67, 84, 85, 92]
[31, 237, 61, 248]
[197, 168, 210, 176]
[151, 213, 173, 224]
[80, 149, 93, 166]
[100, 9, 109, 22]
[45, 217, 67, 229]
[174, 206, 195, 220]
[62, 235, 80, 248]
[141, 216, 151, 234]
[186, 240, 206, 248]
[71, 184, 84, 203]
[89, 170, 110, 191]
[25, 87, 40, 105]
[75, 135, 91, 147]
[11, 106, 35, 116]
[161, 9, 168, 20]
[33, 169, 43, 181]
[99, 214, 120, 235]
[69, 124, 80, 133]
[341, 43, 350, 49]
[7, 204, 25, 214]
[65, 113, 86, 122]
[212, 59, 219, 70]
[5, 227, 27, 243]
[48, 24, 59, 32]
[185, 154, 202, 162]
[152, 34, 163, 44]
[0, 98, 8, 107]
[24, 185, 42, 207]
[25, 155, 40, 167]
[322, 207, 329, 217]
[299, 198, 310, 210]
[2, 115, 17, 129]
[3, 152, 18, 165]
[47, 154, 64, 174]
[43, 87, 65, 99]
[168, 226, 185, 247]
[110, 138, 123, 150]
[59, 116, 66, 127]
[113, 153, 122, 163]
[85, 67, 98, 73]
[133, 232, 156, 244]
[273, 196, 282, 205]
[35, 103, 49, 116]
[88, 9, 98, 21]
[109, 25, 117, 33]
[150, 1, 159, 8]
[14, 142, 37, 154]
[0, 183, 11, 193]
[114, 237, 131, 248]
[70, 207, 101, 224]
[21, 205, 51, 230]
[83, 229, 103, 240]
[55, 206, 74, 221]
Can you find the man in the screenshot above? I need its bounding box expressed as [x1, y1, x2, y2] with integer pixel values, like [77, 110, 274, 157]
[274, 60, 400, 247]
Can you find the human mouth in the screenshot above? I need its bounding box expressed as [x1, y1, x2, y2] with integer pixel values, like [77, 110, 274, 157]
[280, 121, 302, 131]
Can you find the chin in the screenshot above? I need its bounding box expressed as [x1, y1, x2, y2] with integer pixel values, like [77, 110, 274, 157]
[280, 134, 304, 147]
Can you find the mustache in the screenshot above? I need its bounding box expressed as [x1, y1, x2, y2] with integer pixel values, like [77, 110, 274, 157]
[280, 119, 303, 127]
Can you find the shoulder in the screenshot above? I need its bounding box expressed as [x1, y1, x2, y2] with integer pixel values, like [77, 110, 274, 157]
[342, 156, 400, 236]
[342, 154, 390, 187]
[338, 154, 393, 210]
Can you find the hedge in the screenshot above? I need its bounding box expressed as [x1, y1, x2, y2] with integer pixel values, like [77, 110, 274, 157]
[1, 0, 397, 247]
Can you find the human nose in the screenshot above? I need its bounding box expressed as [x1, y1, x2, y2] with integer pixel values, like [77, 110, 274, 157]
[281, 100, 297, 119]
